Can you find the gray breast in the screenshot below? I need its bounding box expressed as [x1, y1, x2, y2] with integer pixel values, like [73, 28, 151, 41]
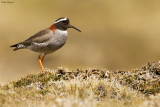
[29, 29, 68, 54]
[47, 30, 68, 53]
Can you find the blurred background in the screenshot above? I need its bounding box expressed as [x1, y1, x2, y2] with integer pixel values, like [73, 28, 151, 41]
[1, 0, 160, 83]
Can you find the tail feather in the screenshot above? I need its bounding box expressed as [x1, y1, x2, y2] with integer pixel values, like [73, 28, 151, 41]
[10, 43, 25, 51]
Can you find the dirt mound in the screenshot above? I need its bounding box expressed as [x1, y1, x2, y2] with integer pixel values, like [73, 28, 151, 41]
[12, 61, 160, 96]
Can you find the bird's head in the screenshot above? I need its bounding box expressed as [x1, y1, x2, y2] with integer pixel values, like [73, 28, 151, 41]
[52, 17, 81, 32]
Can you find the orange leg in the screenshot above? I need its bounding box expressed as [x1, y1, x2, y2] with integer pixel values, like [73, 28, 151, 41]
[38, 55, 44, 73]
[41, 55, 46, 66]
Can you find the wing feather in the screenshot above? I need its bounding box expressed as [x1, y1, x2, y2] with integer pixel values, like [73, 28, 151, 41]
[25, 28, 52, 43]
[11, 28, 54, 50]
[21, 28, 53, 47]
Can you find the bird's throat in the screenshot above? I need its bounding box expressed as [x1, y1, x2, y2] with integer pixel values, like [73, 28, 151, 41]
[50, 24, 56, 31]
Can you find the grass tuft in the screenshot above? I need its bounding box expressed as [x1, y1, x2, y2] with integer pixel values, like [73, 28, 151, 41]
[0, 62, 160, 107]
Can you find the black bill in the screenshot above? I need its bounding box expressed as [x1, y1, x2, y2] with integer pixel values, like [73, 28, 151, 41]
[68, 25, 81, 32]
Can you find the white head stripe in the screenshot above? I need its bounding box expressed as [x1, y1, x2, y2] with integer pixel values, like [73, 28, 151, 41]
[54, 18, 67, 24]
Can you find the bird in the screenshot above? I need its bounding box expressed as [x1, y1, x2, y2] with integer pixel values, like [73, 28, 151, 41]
[10, 17, 81, 73]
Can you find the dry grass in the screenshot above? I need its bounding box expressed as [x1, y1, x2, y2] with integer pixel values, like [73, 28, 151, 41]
[141, 93, 160, 107]
[0, 61, 160, 107]
[0, 70, 143, 107]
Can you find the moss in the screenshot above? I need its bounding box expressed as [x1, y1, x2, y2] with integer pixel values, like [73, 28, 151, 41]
[13, 71, 58, 88]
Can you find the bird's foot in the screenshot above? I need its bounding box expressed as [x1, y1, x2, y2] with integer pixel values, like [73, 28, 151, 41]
[41, 68, 46, 73]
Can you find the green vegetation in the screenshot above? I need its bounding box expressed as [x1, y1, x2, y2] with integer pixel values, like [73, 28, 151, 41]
[0, 62, 160, 107]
